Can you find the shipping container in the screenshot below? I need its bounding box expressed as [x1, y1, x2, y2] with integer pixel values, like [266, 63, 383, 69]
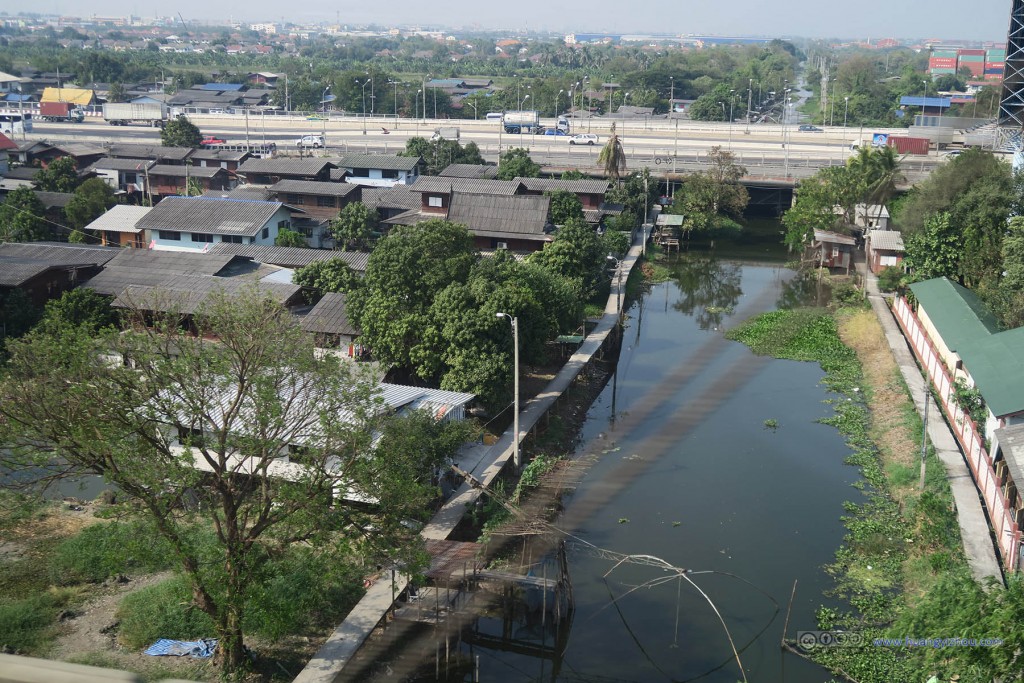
[987, 49, 1007, 57]
[887, 136, 930, 155]
[959, 55, 985, 62]
[930, 68, 958, 75]
[929, 61, 957, 68]
[933, 49, 958, 57]
[959, 48, 985, 56]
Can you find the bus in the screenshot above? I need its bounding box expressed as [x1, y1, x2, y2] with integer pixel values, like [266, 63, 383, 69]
[0, 111, 33, 136]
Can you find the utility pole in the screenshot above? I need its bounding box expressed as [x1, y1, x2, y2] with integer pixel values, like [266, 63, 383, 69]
[919, 388, 929, 491]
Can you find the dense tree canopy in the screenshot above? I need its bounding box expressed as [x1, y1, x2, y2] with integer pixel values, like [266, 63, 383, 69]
[160, 115, 202, 147]
[0, 290, 463, 672]
[33, 156, 79, 193]
[497, 147, 540, 180]
[274, 228, 308, 248]
[329, 202, 379, 251]
[400, 136, 485, 176]
[0, 186, 50, 242]
[670, 146, 749, 233]
[546, 190, 584, 226]
[65, 178, 118, 235]
[293, 259, 362, 296]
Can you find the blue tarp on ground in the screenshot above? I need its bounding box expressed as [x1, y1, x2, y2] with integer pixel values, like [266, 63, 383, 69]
[144, 638, 217, 658]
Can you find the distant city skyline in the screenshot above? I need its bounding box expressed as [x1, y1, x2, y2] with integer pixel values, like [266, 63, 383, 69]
[9, 0, 1011, 42]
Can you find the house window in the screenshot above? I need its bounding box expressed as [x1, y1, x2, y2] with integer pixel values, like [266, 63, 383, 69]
[261, 227, 269, 240]
[316, 196, 335, 207]
[158, 230, 181, 240]
[492, 240, 508, 250]
[351, 167, 369, 177]
[277, 219, 290, 230]
[428, 195, 443, 208]
[191, 233, 214, 243]
[285, 194, 303, 205]
[176, 426, 205, 448]
[381, 169, 398, 179]
[249, 237, 256, 244]
[221, 235, 244, 244]
[880, 255, 898, 266]
[288, 443, 315, 464]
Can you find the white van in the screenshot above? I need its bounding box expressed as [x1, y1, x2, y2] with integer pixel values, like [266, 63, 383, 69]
[568, 133, 599, 146]
[485, 112, 504, 122]
[296, 134, 324, 148]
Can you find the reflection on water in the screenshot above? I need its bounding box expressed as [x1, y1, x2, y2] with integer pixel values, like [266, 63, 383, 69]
[438, 255, 857, 683]
[777, 269, 834, 310]
[672, 256, 743, 330]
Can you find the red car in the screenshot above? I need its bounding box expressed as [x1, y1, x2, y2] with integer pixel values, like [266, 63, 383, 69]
[201, 136, 226, 145]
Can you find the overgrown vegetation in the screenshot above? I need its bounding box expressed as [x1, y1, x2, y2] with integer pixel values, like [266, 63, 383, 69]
[725, 307, 1013, 681]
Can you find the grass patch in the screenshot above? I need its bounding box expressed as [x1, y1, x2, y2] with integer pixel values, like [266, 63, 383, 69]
[50, 519, 180, 584]
[117, 575, 215, 650]
[65, 651, 213, 683]
[0, 588, 77, 654]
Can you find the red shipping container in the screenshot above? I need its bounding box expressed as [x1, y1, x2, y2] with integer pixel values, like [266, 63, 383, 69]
[959, 49, 985, 56]
[887, 136, 930, 155]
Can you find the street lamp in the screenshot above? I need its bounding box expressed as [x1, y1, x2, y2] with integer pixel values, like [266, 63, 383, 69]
[496, 312, 521, 469]
[556, 89, 564, 116]
[321, 85, 331, 140]
[728, 91, 735, 150]
[829, 77, 837, 126]
[746, 78, 752, 130]
[843, 95, 849, 130]
[357, 78, 370, 134]
[466, 98, 479, 120]
[388, 80, 401, 120]
[415, 89, 421, 120]
[519, 93, 530, 110]
[669, 76, 674, 104]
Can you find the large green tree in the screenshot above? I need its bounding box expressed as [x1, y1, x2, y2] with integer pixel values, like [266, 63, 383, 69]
[348, 220, 477, 373]
[161, 115, 202, 147]
[670, 146, 749, 234]
[903, 212, 961, 282]
[293, 259, 362, 296]
[529, 217, 608, 299]
[496, 147, 540, 180]
[274, 228, 308, 248]
[0, 289, 461, 673]
[65, 178, 117, 235]
[329, 202, 379, 251]
[400, 137, 485, 176]
[37, 288, 118, 335]
[546, 190, 585, 226]
[34, 156, 80, 193]
[0, 186, 50, 242]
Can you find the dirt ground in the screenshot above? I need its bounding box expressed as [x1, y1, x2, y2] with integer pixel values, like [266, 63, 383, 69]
[838, 308, 920, 501]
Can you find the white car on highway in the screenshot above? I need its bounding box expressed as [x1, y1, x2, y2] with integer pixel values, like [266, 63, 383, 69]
[296, 134, 324, 148]
[568, 133, 600, 145]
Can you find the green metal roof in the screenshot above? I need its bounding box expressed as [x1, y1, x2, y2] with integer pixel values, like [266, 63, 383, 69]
[956, 328, 1024, 417]
[909, 277, 999, 352]
[910, 277, 1024, 417]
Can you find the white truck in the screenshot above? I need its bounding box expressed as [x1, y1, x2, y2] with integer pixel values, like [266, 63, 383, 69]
[103, 102, 168, 127]
[430, 126, 461, 142]
[500, 111, 570, 135]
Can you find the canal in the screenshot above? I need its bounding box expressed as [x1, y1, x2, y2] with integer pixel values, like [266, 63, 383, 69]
[455, 251, 858, 682]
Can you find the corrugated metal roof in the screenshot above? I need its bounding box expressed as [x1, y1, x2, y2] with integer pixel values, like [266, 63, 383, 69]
[86, 158, 155, 172]
[82, 205, 152, 234]
[439, 164, 499, 179]
[515, 177, 611, 194]
[203, 186, 271, 200]
[411, 177, 523, 196]
[300, 292, 359, 336]
[957, 328, 1024, 417]
[813, 229, 856, 246]
[207, 243, 369, 272]
[270, 179, 361, 197]
[0, 242, 119, 286]
[447, 193, 551, 238]
[994, 424, 1024, 494]
[148, 164, 226, 179]
[83, 250, 240, 296]
[112, 274, 301, 314]
[135, 196, 285, 236]
[867, 230, 904, 252]
[190, 149, 250, 162]
[909, 277, 1000, 352]
[333, 154, 420, 172]
[238, 158, 336, 176]
[360, 186, 421, 212]
[107, 144, 194, 161]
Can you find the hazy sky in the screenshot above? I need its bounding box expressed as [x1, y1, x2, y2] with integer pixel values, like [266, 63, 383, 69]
[29, 0, 1011, 41]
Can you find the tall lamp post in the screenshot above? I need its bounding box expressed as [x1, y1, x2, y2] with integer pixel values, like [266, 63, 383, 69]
[556, 89, 564, 116]
[321, 85, 331, 140]
[357, 79, 370, 134]
[729, 89, 735, 149]
[669, 76, 674, 105]
[519, 94, 530, 142]
[496, 312, 520, 469]
[415, 89, 421, 120]
[388, 80, 401, 120]
[829, 77, 837, 126]
[746, 78, 752, 130]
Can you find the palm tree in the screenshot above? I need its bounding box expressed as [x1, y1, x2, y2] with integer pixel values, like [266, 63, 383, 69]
[599, 122, 627, 183]
[850, 145, 904, 231]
